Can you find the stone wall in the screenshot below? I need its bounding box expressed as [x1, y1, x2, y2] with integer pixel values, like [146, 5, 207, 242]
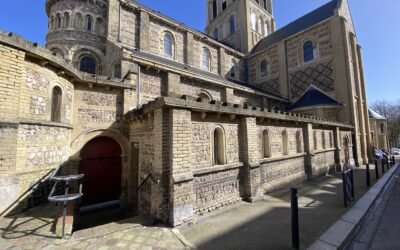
[312, 150, 336, 176]
[181, 78, 223, 101]
[260, 155, 307, 193]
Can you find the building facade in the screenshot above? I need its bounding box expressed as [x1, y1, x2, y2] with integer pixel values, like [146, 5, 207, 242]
[0, 0, 372, 228]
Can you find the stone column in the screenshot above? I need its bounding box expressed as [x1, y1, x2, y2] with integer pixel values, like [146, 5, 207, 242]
[167, 72, 181, 97]
[168, 108, 195, 226]
[185, 32, 194, 66]
[303, 123, 315, 180]
[241, 117, 262, 202]
[139, 11, 150, 51]
[333, 127, 343, 171]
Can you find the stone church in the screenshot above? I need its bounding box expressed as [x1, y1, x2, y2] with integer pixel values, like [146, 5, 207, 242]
[0, 0, 380, 228]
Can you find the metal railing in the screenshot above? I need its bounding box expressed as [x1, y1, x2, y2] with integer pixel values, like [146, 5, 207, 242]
[48, 166, 84, 239]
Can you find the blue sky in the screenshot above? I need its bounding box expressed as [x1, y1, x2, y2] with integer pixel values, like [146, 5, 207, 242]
[0, 0, 399, 104]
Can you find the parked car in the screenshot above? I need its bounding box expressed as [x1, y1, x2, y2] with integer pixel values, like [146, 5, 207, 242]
[391, 148, 400, 155]
[375, 149, 388, 159]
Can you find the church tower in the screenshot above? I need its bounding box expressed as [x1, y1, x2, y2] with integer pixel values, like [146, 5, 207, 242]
[45, 0, 108, 75]
[205, 0, 275, 53]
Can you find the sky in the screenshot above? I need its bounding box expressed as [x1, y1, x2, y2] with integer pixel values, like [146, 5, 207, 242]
[0, 0, 399, 105]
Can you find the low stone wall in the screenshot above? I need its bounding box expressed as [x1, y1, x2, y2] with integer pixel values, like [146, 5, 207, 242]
[193, 164, 242, 214]
[259, 154, 307, 194]
[312, 149, 336, 177]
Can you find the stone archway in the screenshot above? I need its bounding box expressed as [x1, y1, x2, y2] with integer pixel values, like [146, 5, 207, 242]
[79, 136, 122, 207]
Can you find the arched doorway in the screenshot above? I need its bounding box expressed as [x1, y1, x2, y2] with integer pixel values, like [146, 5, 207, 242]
[79, 136, 122, 207]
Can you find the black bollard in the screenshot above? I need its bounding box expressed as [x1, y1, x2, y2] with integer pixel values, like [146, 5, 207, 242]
[291, 187, 300, 250]
[375, 160, 379, 179]
[382, 159, 385, 174]
[366, 164, 371, 187]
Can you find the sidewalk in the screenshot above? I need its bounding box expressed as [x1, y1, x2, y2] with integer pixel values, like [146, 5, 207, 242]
[0, 162, 393, 250]
[178, 163, 393, 250]
[348, 164, 400, 249]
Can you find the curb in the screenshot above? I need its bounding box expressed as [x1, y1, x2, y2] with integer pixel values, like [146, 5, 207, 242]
[171, 228, 197, 249]
[308, 163, 400, 250]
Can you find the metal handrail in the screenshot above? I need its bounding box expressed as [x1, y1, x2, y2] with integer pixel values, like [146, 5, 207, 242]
[137, 173, 152, 192]
[48, 166, 84, 239]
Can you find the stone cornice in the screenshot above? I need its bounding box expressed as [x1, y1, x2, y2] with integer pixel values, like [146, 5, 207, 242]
[126, 96, 354, 129]
[0, 31, 134, 90]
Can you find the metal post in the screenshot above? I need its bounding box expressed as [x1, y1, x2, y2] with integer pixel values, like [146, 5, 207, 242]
[366, 164, 370, 187]
[62, 180, 69, 239]
[382, 159, 385, 174]
[375, 160, 379, 179]
[291, 187, 299, 250]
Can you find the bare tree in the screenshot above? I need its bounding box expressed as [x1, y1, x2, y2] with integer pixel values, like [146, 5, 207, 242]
[371, 99, 400, 148]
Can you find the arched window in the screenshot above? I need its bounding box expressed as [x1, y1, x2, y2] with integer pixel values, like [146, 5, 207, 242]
[213, 28, 219, 39]
[197, 92, 211, 101]
[51, 48, 64, 57]
[86, 15, 92, 31]
[50, 16, 54, 30]
[95, 18, 104, 34]
[201, 48, 211, 70]
[258, 17, 264, 35]
[263, 130, 271, 158]
[282, 130, 289, 155]
[313, 131, 318, 150]
[64, 13, 70, 28]
[322, 132, 326, 149]
[222, 0, 227, 10]
[264, 21, 270, 36]
[75, 13, 83, 29]
[329, 132, 333, 148]
[251, 11, 257, 31]
[229, 15, 235, 35]
[79, 55, 96, 74]
[303, 41, 314, 62]
[51, 86, 62, 122]
[260, 59, 267, 78]
[56, 14, 61, 29]
[380, 123, 385, 134]
[296, 131, 302, 153]
[212, 0, 217, 19]
[213, 128, 225, 165]
[230, 59, 237, 78]
[163, 32, 174, 58]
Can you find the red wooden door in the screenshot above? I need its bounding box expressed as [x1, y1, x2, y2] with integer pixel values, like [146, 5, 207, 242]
[79, 137, 122, 207]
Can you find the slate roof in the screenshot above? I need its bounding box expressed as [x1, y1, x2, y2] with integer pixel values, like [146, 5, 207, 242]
[289, 85, 342, 111]
[368, 109, 386, 120]
[131, 49, 288, 101]
[251, 0, 339, 55]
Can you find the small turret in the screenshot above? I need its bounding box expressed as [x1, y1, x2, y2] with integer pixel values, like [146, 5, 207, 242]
[45, 0, 108, 75]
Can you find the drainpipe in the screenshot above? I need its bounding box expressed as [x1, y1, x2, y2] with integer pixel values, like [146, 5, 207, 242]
[137, 65, 141, 109]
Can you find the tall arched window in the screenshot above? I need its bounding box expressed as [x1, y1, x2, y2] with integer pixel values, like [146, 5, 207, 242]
[282, 130, 289, 155]
[222, 0, 227, 10]
[86, 15, 92, 31]
[75, 13, 83, 29]
[163, 32, 174, 58]
[263, 130, 271, 158]
[322, 132, 326, 149]
[230, 59, 237, 78]
[264, 21, 270, 36]
[95, 18, 104, 34]
[258, 17, 264, 35]
[213, 128, 225, 165]
[251, 11, 257, 31]
[260, 59, 267, 78]
[296, 131, 302, 153]
[380, 123, 385, 134]
[229, 15, 235, 35]
[213, 28, 219, 39]
[303, 41, 314, 62]
[51, 86, 62, 122]
[212, 0, 217, 19]
[64, 13, 70, 28]
[329, 132, 333, 148]
[80, 55, 96, 74]
[56, 14, 61, 29]
[202, 48, 211, 70]
[313, 131, 318, 150]
[50, 16, 54, 30]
